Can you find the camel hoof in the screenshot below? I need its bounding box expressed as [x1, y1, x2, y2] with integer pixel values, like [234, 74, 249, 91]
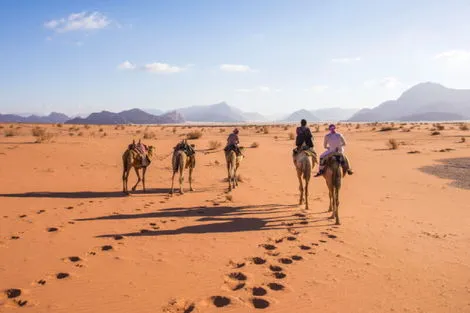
[328, 215, 334, 220]
[335, 221, 341, 225]
[131, 187, 136, 192]
[190, 188, 194, 192]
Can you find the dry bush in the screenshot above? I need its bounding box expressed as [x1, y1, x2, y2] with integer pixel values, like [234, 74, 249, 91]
[69, 132, 74, 136]
[143, 131, 156, 139]
[284, 125, 289, 131]
[99, 128, 104, 132]
[460, 124, 469, 131]
[262, 126, 269, 134]
[387, 139, 399, 150]
[84, 125, 91, 129]
[187, 130, 202, 140]
[219, 128, 226, 133]
[288, 132, 295, 140]
[380, 126, 396, 132]
[78, 132, 84, 137]
[32, 127, 53, 143]
[431, 131, 441, 136]
[435, 124, 445, 131]
[274, 136, 278, 140]
[460, 137, 466, 143]
[4, 129, 18, 137]
[208, 140, 222, 150]
[172, 127, 177, 134]
[250, 142, 259, 148]
[56, 123, 63, 128]
[408, 150, 421, 154]
[102, 132, 107, 137]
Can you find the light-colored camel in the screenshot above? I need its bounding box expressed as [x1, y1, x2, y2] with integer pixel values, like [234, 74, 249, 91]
[170, 143, 196, 195]
[293, 149, 317, 209]
[225, 147, 244, 191]
[122, 142, 155, 194]
[322, 153, 343, 225]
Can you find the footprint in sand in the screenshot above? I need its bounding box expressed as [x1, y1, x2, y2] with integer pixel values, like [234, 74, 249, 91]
[101, 245, 113, 251]
[229, 260, 245, 269]
[288, 228, 300, 235]
[252, 298, 270, 309]
[163, 299, 195, 313]
[275, 238, 284, 243]
[319, 240, 327, 243]
[5, 289, 21, 299]
[269, 265, 283, 272]
[261, 244, 276, 251]
[47, 227, 58, 232]
[212, 296, 231, 308]
[299, 245, 311, 250]
[299, 220, 309, 225]
[294, 213, 306, 218]
[68, 256, 81, 262]
[252, 287, 267, 296]
[292, 255, 303, 261]
[267, 283, 285, 291]
[10, 236, 20, 240]
[286, 236, 297, 241]
[56, 272, 69, 279]
[252, 257, 266, 265]
[14, 299, 28, 307]
[279, 258, 293, 265]
[273, 272, 286, 279]
[37, 210, 46, 214]
[228, 272, 247, 281]
[37, 280, 46, 285]
[65, 206, 73, 210]
[113, 235, 124, 240]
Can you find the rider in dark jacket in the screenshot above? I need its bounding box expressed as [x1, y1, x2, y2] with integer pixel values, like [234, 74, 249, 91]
[295, 119, 314, 151]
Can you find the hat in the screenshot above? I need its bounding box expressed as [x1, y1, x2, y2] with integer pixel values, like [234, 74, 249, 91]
[233, 128, 239, 134]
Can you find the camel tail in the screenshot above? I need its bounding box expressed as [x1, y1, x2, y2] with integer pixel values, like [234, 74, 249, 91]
[173, 152, 184, 173]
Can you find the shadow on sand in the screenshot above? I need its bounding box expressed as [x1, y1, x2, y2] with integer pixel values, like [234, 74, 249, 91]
[0, 188, 208, 199]
[75, 204, 332, 238]
[419, 157, 470, 190]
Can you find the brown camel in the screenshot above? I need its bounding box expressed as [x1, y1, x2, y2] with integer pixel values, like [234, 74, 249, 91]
[170, 141, 196, 194]
[322, 153, 343, 225]
[122, 141, 155, 194]
[293, 149, 317, 210]
[225, 147, 244, 191]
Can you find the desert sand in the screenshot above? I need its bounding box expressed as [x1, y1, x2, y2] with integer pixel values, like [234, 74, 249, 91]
[0, 122, 469, 313]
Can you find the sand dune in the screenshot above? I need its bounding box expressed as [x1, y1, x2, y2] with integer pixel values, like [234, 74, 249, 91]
[1, 123, 469, 312]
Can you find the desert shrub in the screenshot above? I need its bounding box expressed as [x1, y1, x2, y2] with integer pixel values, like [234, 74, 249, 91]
[99, 128, 104, 132]
[78, 132, 84, 136]
[187, 130, 202, 140]
[56, 123, 63, 127]
[356, 124, 361, 129]
[250, 142, 259, 148]
[208, 140, 222, 150]
[102, 132, 107, 137]
[431, 131, 441, 136]
[459, 124, 469, 131]
[436, 124, 445, 131]
[288, 132, 295, 140]
[274, 136, 278, 140]
[172, 127, 177, 134]
[380, 126, 396, 132]
[284, 125, 289, 131]
[143, 131, 156, 139]
[387, 139, 399, 150]
[262, 126, 269, 134]
[219, 128, 226, 133]
[84, 125, 91, 129]
[32, 127, 53, 143]
[460, 137, 466, 143]
[4, 129, 17, 137]
[69, 132, 74, 136]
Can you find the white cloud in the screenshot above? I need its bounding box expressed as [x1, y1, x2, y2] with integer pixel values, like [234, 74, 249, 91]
[259, 86, 270, 92]
[434, 50, 470, 64]
[305, 85, 328, 92]
[44, 12, 110, 33]
[331, 57, 361, 64]
[118, 61, 136, 70]
[220, 64, 255, 72]
[235, 86, 275, 93]
[364, 77, 401, 89]
[117, 61, 184, 73]
[142, 62, 184, 73]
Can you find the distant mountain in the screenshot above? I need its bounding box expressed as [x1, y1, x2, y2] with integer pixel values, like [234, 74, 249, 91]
[398, 112, 467, 122]
[283, 109, 319, 122]
[176, 102, 247, 122]
[66, 109, 184, 125]
[312, 108, 359, 121]
[142, 108, 164, 116]
[0, 112, 70, 123]
[349, 82, 470, 122]
[242, 112, 267, 122]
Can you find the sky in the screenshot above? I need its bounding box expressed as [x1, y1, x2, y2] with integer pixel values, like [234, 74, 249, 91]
[1, 0, 470, 116]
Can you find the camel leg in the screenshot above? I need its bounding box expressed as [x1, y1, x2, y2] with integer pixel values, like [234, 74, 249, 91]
[334, 187, 340, 225]
[122, 168, 129, 194]
[170, 171, 176, 195]
[189, 166, 194, 192]
[328, 190, 333, 212]
[142, 167, 147, 193]
[304, 177, 309, 210]
[131, 167, 141, 192]
[179, 166, 184, 194]
[227, 162, 232, 191]
[297, 171, 304, 205]
[234, 163, 239, 188]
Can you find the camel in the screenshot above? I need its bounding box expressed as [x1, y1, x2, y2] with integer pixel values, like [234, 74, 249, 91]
[322, 153, 343, 225]
[122, 141, 155, 194]
[225, 147, 244, 191]
[170, 141, 196, 194]
[293, 148, 317, 209]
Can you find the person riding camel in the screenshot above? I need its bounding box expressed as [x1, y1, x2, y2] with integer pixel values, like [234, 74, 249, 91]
[224, 128, 242, 156]
[314, 124, 353, 177]
[295, 119, 314, 153]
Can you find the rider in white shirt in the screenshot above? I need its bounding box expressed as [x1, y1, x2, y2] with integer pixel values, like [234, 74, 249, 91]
[314, 124, 353, 177]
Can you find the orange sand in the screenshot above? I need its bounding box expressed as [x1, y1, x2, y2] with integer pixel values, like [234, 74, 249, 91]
[0, 123, 469, 312]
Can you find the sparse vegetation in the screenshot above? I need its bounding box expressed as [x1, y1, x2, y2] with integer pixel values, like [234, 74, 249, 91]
[250, 142, 259, 148]
[208, 140, 222, 150]
[84, 125, 91, 129]
[284, 126, 289, 131]
[187, 130, 202, 140]
[262, 126, 269, 134]
[99, 128, 104, 132]
[32, 127, 53, 143]
[380, 126, 397, 132]
[4, 129, 17, 137]
[460, 137, 466, 143]
[387, 138, 399, 150]
[431, 131, 441, 136]
[459, 124, 469, 131]
[78, 132, 84, 136]
[143, 131, 156, 139]
[288, 132, 295, 140]
[56, 123, 63, 127]
[219, 128, 226, 133]
[435, 124, 445, 131]
[172, 127, 177, 134]
[408, 150, 421, 154]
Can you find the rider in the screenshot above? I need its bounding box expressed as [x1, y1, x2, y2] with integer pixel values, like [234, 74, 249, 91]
[314, 124, 353, 177]
[225, 128, 242, 156]
[295, 119, 314, 152]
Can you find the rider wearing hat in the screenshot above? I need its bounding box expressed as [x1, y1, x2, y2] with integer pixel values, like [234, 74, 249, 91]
[314, 124, 353, 177]
[225, 128, 242, 156]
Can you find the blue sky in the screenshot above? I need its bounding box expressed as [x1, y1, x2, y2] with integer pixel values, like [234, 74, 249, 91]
[1, 0, 470, 115]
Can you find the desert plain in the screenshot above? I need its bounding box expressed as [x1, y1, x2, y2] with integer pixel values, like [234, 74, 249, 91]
[0, 122, 469, 313]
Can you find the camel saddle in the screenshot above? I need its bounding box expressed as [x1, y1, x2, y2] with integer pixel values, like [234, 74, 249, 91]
[293, 146, 317, 158]
[128, 142, 151, 166]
